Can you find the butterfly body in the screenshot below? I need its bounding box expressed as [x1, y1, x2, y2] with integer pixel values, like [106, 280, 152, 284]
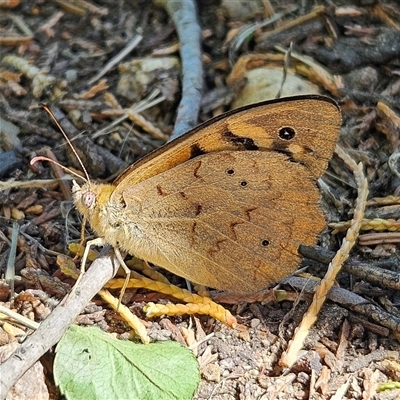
[73, 95, 341, 293]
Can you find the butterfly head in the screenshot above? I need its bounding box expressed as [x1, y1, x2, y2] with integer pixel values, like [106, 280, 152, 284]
[72, 180, 94, 214]
[72, 180, 115, 224]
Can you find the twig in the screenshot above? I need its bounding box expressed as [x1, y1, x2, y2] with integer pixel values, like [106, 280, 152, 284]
[5, 222, 18, 306]
[92, 90, 166, 140]
[229, 7, 296, 64]
[0, 178, 73, 190]
[257, 5, 325, 43]
[43, 147, 71, 199]
[299, 245, 400, 291]
[359, 231, 400, 245]
[37, 11, 64, 37]
[6, 11, 34, 36]
[0, 305, 39, 331]
[87, 34, 143, 86]
[0, 252, 119, 399]
[283, 276, 398, 335]
[51, 0, 108, 16]
[155, 0, 203, 140]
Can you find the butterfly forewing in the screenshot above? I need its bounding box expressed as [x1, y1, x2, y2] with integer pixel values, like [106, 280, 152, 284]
[113, 95, 341, 191]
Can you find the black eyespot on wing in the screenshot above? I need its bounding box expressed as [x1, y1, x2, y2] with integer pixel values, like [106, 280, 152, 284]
[240, 181, 248, 187]
[261, 239, 270, 246]
[279, 127, 296, 140]
[226, 168, 235, 175]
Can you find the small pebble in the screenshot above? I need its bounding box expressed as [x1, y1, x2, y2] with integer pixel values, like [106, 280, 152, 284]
[250, 318, 261, 329]
[0, 150, 22, 178]
[65, 69, 78, 82]
[202, 363, 221, 383]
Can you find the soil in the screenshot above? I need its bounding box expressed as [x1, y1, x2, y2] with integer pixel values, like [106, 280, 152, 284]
[0, 1, 399, 399]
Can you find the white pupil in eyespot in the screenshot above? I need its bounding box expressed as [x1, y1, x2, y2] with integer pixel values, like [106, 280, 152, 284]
[83, 192, 95, 207]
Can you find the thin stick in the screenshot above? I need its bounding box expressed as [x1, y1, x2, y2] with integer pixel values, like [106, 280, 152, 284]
[0, 178, 73, 190]
[0, 252, 119, 399]
[87, 34, 143, 86]
[299, 245, 400, 291]
[157, 0, 203, 140]
[5, 222, 18, 307]
[92, 89, 166, 139]
[0, 305, 39, 331]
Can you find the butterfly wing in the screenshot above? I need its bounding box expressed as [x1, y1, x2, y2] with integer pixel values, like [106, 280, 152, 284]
[113, 95, 341, 191]
[113, 151, 324, 292]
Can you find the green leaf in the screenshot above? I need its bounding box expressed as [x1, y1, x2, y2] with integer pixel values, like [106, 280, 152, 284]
[54, 325, 200, 400]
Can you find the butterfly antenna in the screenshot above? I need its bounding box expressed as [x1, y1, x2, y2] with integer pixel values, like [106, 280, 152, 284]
[30, 156, 88, 182]
[39, 103, 91, 183]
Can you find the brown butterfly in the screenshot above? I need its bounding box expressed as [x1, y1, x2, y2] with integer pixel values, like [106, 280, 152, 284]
[66, 95, 341, 293]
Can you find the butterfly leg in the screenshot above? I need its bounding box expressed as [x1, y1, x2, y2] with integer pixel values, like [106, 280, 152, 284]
[113, 248, 131, 310]
[73, 215, 88, 263]
[68, 237, 106, 300]
[68, 238, 130, 310]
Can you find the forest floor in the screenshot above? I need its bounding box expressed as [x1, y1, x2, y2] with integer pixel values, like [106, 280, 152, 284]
[0, 1, 399, 399]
